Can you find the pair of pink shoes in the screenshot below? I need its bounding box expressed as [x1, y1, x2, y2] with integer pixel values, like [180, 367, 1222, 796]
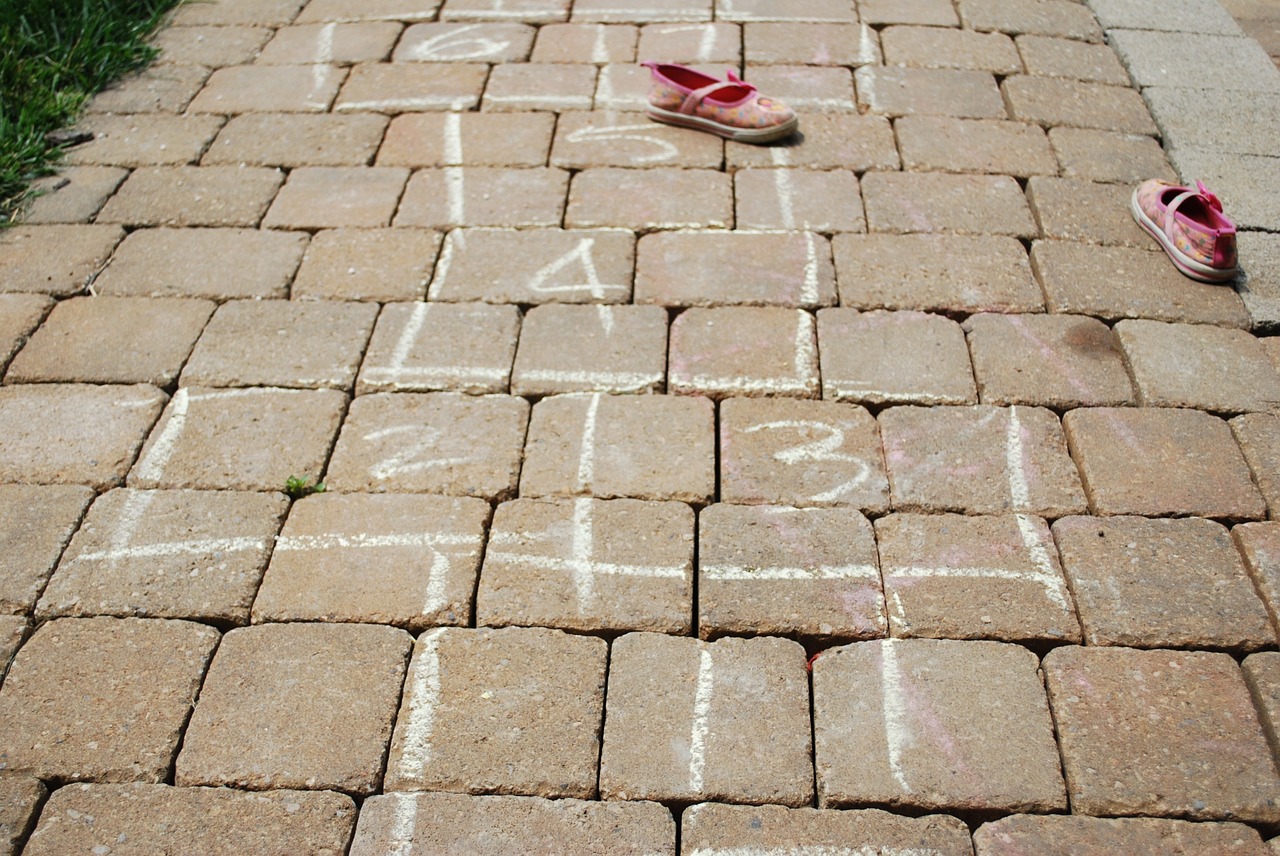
[1131, 178, 1238, 283]
[640, 61, 798, 144]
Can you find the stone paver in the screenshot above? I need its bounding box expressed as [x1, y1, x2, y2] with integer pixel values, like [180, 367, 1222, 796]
[477, 497, 693, 633]
[483, 62, 597, 112]
[814, 638, 1066, 812]
[726, 114, 898, 170]
[0, 294, 52, 374]
[351, 793, 673, 856]
[84, 65, 210, 114]
[1044, 645, 1280, 822]
[292, 228, 441, 302]
[1055, 515, 1273, 651]
[734, 168, 865, 233]
[325, 392, 528, 498]
[188, 64, 345, 113]
[256, 21, 402, 64]
[1143, 88, 1280, 159]
[567, 167, 731, 230]
[393, 22, 535, 62]
[22, 784, 356, 856]
[1028, 177, 1153, 247]
[0, 485, 94, 615]
[97, 166, 285, 227]
[683, 803, 972, 856]
[1016, 34, 1132, 85]
[897, 116, 1057, 177]
[860, 0, 958, 27]
[1168, 148, 1280, 232]
[170, 0, 306, 27]
[531, 23, 638, 63]
[1238, 231, 1280, 332]
[862, 172, 1038, 237]
[396, 167, 569, 228]
[1109, 30, 1280, 92]
[18, 166, 128, 224]
[742, 65, 857, 114]
[511, 303, 667, 395]
[1048, 127, 1176, 183]
[960, 0, 1103, 40]
[0, 619, 25, 684]
[63, 114, 225, 168]
[1235, 414, 1280, 521]
[1245, 652, 1280, 765]
[876, 512, 1080, 643]
[699, 503, 884, 640]
[152, 25, 273, 67]
[38, 488, 287, 625]
[176, 623, 412, 794]
[1234, 522, 1280, 635]
[669, 307, 819, 399]
[262, 166, 408, 229]
[520, 392, 714, 502]
[0, 617, 218, 782]
[205, 112, 389, 166]
[1064, 406, 1265, 519]
[600, 632, 812, 805]
[0, 775, 44, 856]
[743, 22, 880, 66]
[1003, 76, 1158, 135]
[974, 814, 1271, 856]
[380, 112, 556, 167]
[334, 62, 488, 112]
[6, 296, 213, 386]
[881, 25, 1021, 73]
[855, 66, 1006, 118]
[719, 396, 889, 511]
[551, 110, 722, 169]
[128, 386, 347, 492]
[880, 404, 1086, 516]
[384, 626, 606, 797]
[0, 225, 123, 297]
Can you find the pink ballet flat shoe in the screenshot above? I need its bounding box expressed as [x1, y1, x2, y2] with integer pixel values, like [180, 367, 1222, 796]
[640, 61, 799, 144]
[1130, 178, 1239, 283]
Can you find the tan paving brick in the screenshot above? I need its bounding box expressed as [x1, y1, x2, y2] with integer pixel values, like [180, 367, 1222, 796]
[384, 626, 606, 796]
[1031, 240, 1249, 326]
[151, 25, 273, 67]
[974, 814, 1271, 856]
[1055, 515, 1272, 651]
[0, 294, 51, 373]
[859, 0, 958, 26]
[818, 308, 976, 406]
[898, 116, 1057, 177]
[511, 303, 667, 395]
[23, 784, 356, 856]
[18, 166, 128, 224]
[1003, 76, 1158, 135]
[334, 62, 489, 113]
[1245, 651, 1280, 765]
[0, 485, 94, 615]
[743, 22, 880, 66]
[256, 21, 402, 64]
[393, 22, 535, 62]
[1235, 414, 1280, 520]
[882, 404, 1086, 516]
[428, 227, 635, 303]
[1110, 30, 1278, 92]
[62, 114, 224, 167]
[1092, 0, 1242, 33]
[1049, 127, 1175, 183]
[636, 231, 834, 308]
[1016, 34, 1132, 85]
[253, 493, 489, 630]
[83, 65, 210, 114]
[94, 227, 305, 301]
[7, 296, 213, 386]
[734, 168, 864, 232]
[965, 312, 1135, 408]
[1063, 406, 1265, 519]
[1234, 522, 1280, 635]
[380, 111, 555, 167]
[454, 0, 570, 24]
[128, 386, 347, 491]
[169, 0, 306, 26]
[325, 392, 528, 497]
[726, 114, 898, 169]
[1239, 232, 1280, 332]
[669, 307, 819, 399]
[181, 299, 376, 390]
[0, 384, 166, 490]
[0, 224, 123, 297]
[567, 167, 731, 230]
[855, 66, 1006, 119]
[353, 793, 672, 856]
[551, 111, 722, 169]
[1118, 320, 1280, 414]
[203, 112, 389, 167]
[177, 623, 411, 794]
[833, 233, 1041, 313]
[1027, 176, 1151, 246]
[683, 803, 972, 856]
[520, 392, 714, 502]
[188, 64, 344, 113]
[0, 774, 44, 856]
[1045, 645, 1280, 822]
[863, 172, 1037, 237]
[292, 227, 441, 302]
[876, 512, 1080, 643]
[637, 22, 739, 63]
[262, 166, 408, 229]
[532, 22, 637, 63]
[719, 397, 889, 510]
[594, 63, 656, 111]
[397, 167, 569, 228]
[742, 65, 856, 113]
[0, 617, 218, 782]
[298, 0, 441, 22]
[477, 497, 693, 633]
[960, 0, 1103, 40]
[699, 503, 884, 640]
[357, 301, 519, 394]
[882, 25, 1021, 73]
[37, 488, 286, 625]
[0, 618, 23, 679]
[482, 62, 597, 111]
[716, 0, 856, 23]
[600, 633, 812, 805]
[572, 0, 712, 23]
[97, 166, 284, 227]
[814, 638, 1066, 812]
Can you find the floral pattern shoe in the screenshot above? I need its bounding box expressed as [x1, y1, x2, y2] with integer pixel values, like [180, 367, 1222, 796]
[640, 61, 798, 143]
[1130, 178, 1238, 283]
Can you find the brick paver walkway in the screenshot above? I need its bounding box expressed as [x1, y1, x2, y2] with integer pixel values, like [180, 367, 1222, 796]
[2, 0, 1280, 853]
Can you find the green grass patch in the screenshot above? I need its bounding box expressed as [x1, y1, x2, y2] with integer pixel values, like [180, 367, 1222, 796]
[1, 0, 183, 224]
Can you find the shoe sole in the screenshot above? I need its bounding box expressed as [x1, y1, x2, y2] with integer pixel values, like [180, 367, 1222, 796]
[646, 105, 799, 144]
[1129, 188, 1238, 283]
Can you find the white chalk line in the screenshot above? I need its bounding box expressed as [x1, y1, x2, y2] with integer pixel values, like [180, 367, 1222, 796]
[444, 111, 466, 223]
[387, 792, 419, 856]
[571, 497, 597, 608]
[133, 387, 190, 482]
[672, 373, 814, 395]
[823, 384, 963, 405]
[486, 93, 594, 107]
[690, 847, 945, 856]
[406, 24, 514, 61]
[397, 628, 445, 780]
[576, 391, 601, 491]
[337, 96, 474, 112]
[426, 230, 461, 299]
[362, 365, 511, 382]
[591, 24, 611, 62]
[483, 550, 687, 579]
[857, 23, 877, 64]
[770, 148, 796, 230]
[106, 490, 156, 566]
[741, 419, 872, 503]
[518, 368, 661, 390]
[794, 310, 817, 380]
[528, 237, 626, 298]
[879, 638, 913, 794]
[1004, 405, 1031, 510]
[73, 535, 266, 564]
[275, 532, 480, 552]
[565, 123, 681, 165]
[688, 647, 714, 793]
[702, 563, 879, 581]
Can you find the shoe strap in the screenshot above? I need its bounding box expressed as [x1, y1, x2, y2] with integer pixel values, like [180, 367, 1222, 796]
[679, 79, 752, 114]
[1162, 189, 1198, 241]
